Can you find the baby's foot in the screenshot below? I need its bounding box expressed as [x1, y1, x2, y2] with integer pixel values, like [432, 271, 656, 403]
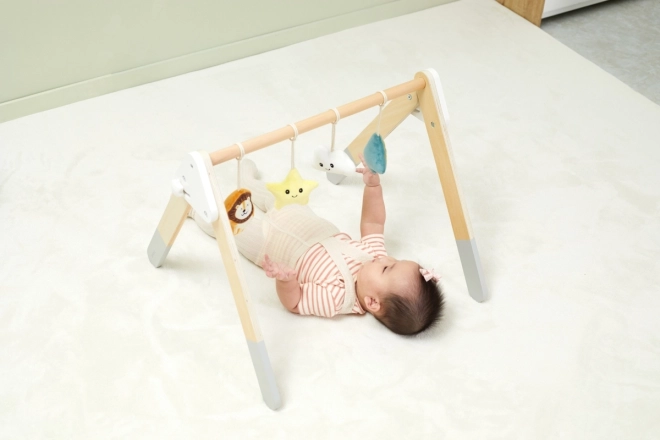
[188, 209, 216, 238]
[241, 158, 260, 180]
[239, 158, 272, 212]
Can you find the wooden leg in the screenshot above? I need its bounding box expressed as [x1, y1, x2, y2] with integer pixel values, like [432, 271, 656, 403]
[148, 194, 191, 268]
[200, 151, 282, 410]
[496, 0, 546, 26]
[415, 69, 489, 302]
[327, 92, 419, 185]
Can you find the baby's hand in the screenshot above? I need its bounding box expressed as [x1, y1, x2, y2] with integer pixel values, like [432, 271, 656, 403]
[263, 255, 297, 282]
[356, 153, 381, 187]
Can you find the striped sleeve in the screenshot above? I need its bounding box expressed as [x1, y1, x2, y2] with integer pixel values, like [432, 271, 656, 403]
[360, 233, 387, 257]
[297, 282, 342, 317]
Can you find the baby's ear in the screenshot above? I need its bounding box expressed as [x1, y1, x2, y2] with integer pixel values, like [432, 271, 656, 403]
[365, 296, 381, 313]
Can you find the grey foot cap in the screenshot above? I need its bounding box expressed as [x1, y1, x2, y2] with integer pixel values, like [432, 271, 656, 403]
[456, 239, 489, 302]
[148, 230, 169, 268]
[247, 340, 282, 410]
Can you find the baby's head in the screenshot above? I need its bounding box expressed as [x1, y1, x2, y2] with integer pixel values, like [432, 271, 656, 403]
[356, 256, 444, 336]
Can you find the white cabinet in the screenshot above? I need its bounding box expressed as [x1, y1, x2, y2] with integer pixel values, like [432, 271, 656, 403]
[543, 0, 610, 18]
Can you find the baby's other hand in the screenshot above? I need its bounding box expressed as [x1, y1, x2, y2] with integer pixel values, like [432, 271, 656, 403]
[356, 153, 381, 187]
[263, 255, 297, 282]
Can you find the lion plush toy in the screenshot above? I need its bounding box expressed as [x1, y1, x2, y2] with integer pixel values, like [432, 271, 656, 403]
[224, 188, 254, 235]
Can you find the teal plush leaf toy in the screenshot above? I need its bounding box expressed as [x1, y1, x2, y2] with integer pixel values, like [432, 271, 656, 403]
[363, 133, 387, 174]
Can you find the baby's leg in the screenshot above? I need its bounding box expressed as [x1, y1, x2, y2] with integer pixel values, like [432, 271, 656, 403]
[233, 216, 266, 267]
[189, 208, 266, 267]
[240, 159, 274, 212]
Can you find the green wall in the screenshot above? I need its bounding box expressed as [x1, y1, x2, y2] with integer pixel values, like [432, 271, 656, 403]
[0, 0, 453, 122]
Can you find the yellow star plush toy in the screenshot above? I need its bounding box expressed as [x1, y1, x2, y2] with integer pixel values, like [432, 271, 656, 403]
[266, 168, 318, 209]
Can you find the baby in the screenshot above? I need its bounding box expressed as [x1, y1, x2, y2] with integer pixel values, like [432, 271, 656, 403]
[193, 157, 444, 336]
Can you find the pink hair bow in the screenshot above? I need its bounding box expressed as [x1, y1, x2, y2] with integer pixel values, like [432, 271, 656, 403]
[419, 267, 441, 283]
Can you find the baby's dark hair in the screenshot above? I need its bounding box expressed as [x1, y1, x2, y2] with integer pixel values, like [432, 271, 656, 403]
[375, 273, 444, 336]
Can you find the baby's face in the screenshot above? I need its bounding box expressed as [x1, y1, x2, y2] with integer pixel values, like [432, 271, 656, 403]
[357, 256, 420, 303]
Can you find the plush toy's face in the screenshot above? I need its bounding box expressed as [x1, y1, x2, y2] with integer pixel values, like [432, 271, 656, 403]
[266, 168, 318, 210]
[313, 146, 356, 176]
[318, 161, 334, 172]
[233, 197, 252, 220]
[224, 189, 254, 225]
[285, 187, 303, 199]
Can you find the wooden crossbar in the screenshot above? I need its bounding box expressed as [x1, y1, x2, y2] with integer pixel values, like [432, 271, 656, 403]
[209, 77, 426, 165]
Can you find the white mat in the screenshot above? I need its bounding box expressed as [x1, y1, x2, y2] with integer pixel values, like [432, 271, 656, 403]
[2, 0, 660, 438]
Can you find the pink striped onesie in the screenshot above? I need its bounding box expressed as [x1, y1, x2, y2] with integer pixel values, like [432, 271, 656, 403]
[294, 233, 388, 317]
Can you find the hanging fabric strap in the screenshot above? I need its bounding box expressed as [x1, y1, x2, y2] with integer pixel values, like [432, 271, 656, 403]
[319, 236, 373, 314]
[235, 142, 245, 187]
[288, 123, 298, 170]
[376, 90, 388, 135]
[330, 108, 341, 152]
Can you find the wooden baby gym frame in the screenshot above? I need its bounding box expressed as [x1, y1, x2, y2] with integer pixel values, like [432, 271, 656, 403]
[147, 68, 489, 410]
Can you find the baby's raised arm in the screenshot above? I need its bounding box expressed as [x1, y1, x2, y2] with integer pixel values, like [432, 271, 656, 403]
[356, 153, 385, 237]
